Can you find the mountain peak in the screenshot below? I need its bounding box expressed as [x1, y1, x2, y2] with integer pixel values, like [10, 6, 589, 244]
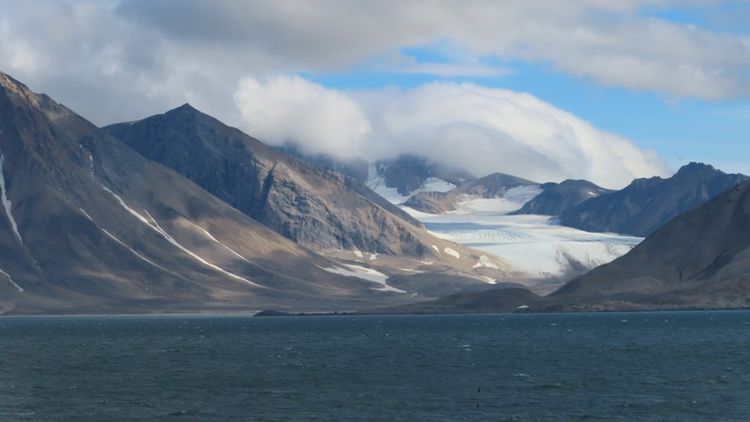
[0, 71, 38, 105]
[674, 162, 718, 177]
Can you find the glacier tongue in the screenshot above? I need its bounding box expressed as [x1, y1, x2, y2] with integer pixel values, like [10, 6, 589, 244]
[0, 154, 23, 245]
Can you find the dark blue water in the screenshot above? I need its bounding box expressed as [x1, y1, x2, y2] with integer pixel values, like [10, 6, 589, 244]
[2, 312, 750, 421]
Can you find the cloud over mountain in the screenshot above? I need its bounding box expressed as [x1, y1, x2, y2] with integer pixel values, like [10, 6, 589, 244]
[234, 77, 667, 188]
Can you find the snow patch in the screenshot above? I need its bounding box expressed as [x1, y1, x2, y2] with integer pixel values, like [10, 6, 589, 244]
[102, 185, 262, 288]
[366, 165, 457, 204]
[319, 264, 406, 293]
[369, 253, 378, 261]
[444, 247, 460, 259]
[0, 267, 23, 292]
[193, 225, 251, 264]
[479, 276, 497, 284]
[473, 255, 499, 269]
[79, 208, 93, 221]
[431, 244, 440, 254]
[353, 250, 364, 258]
[0, 154, 23, 245]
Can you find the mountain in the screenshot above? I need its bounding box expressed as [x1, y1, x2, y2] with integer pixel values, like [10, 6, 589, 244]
[0, 71, 431, 314]
[559, 163, 748, 236]
[104, 103, 513, 296]
[0, 72, 514, 315]
[105, 105, 433, 256]
[403, 172, 537, 214]
[511, 179, 611, 216]
[550, 180, 750, 310]
[369, 155, 475, 197]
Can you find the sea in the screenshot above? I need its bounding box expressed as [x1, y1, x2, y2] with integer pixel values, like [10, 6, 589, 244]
[2, 311, 750, 421]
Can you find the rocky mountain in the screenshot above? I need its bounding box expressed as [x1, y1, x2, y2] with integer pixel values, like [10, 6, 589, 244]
[104, 103, 515, 296]
[0, 72, 425, 314]
[369, 155, 475, 197]
[105, 106, 435, 256]
[559, 163, 748, 236]
[512, 179, 611, 216]
[0, 72, 510, 315]
[404, 172, 537, 214]
[548, 179, 750, 310]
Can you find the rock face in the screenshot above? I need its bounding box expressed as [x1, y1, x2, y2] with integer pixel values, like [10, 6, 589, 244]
[551, 180, 750, 310]
[372, 155, 475, 196]
[404, 172, 536, 213]
[104, 106, 438, 256]
[512, 180, 611, 216]
[559, 163, 748, 236]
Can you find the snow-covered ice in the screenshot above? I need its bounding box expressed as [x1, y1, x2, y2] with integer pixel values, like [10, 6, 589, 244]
[319, 264, 406, 293]
[394, 184, 642, 281]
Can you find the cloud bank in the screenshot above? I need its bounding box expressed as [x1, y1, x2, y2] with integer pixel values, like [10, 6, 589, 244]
[234, 76, 667, 188]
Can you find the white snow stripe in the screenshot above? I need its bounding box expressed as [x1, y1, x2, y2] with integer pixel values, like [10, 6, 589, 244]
[0, 154, 23, 245]
[100, 228, 181, 278]
[79, 208, 93, 221]
[193, 226, 251, 264]
[0, 267, 23, 292]
[102, 185, 263, 288]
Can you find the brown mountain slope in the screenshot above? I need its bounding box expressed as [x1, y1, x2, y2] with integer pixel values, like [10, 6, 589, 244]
[0, 72, 433, 314]
[103, 104, 515, 289]
[549, 180, 750, 310]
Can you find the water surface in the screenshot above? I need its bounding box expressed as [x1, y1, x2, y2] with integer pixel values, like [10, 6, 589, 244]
[1, 312, 749, 420]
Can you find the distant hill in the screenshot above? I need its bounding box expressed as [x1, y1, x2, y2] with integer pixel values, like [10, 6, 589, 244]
[559, 163, 748, 236]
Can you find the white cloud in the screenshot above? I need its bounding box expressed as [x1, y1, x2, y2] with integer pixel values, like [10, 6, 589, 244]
[233, 78, 668, 188]
[234, 76, 371, 160]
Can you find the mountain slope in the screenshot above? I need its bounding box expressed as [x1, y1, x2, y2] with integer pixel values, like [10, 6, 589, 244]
[552, 180, 750, 309]
[0, 72, 435, 314]
[512, 179, 611, 216]
[105, 106, 452, 257]
[559, 163, 748, 236]
[403, 172, 537, 214]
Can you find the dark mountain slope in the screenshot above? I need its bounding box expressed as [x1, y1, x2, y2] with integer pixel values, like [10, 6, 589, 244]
[550, 180, 750, 310]
[512, 179, 611, 216]
[559, 163, 748, 236]
[370, 155, 475, 196]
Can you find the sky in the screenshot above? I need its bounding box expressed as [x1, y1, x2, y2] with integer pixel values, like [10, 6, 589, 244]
[0, 0, 748, 188]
